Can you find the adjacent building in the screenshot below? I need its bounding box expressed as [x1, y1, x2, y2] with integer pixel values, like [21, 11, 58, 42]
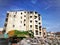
[55, 32, 60, 39]
[47, 32, 55, 39]
[42, 28, 47, 38]
[3, 10, 43, 37]
[0, 28, 3, 34]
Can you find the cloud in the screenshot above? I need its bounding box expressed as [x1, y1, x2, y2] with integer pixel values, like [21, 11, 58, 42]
[47, 24, 60, 32]
[8, 5, 24, 11]
[45, 5, 52, 10]
[31, 0, 37, 4]
[42, 0, 60, 10]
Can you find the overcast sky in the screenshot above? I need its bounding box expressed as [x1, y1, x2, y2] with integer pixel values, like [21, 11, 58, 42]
[0, 0, 60, 32]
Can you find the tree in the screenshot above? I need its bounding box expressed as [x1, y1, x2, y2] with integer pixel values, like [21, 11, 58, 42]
[8, 30, 34, 38]
[28, 30, 34, 38]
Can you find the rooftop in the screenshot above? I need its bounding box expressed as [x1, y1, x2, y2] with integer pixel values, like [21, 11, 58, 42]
[7, 10, 40, 16]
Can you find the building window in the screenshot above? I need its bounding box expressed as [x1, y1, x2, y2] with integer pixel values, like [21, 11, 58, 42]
[39, 28, 41, 31]
[30, 16, 32, 18]
[35, 30, 38, 35]
[24, 12, 26, 13]
[14, 15, 16, 17]
[39, 26, 41, 28]
[30, 25, 32, 28]
[24, 15, 26, 17]
[44, 33, 45, 35]
[6, 18, 8, 22]
[35, 25, 38, 29]
[30, 20, 32, 23]
[35, 20, 38, 23]
[24, 24, 25, 26]
[21, 21, 22, 23]
[24, 19, 26, 22]
[30, 11, 33, 13]
[39, 26, 41, 31]
[4, 23, 7, 27]
[27, 12, 29, 14]
[38, 14, 40, 16]
[7, 13, 9, 17]
[39, 16, 40, 20]
[21, 12, 22, 15]
[21, 17, 22, 19]
[40, 32, 41, 35]
[13, 25, 15, 27]
[39, 22, 41, 24]
[34, 16, 37, 19]
[3, 29, 6, 33]
[35, 12, 37, 14]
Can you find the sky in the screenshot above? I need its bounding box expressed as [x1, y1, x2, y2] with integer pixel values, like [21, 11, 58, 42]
[0, 0, 60, 32]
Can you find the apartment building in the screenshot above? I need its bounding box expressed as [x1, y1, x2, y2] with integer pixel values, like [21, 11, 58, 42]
[3, 10, 43, 37]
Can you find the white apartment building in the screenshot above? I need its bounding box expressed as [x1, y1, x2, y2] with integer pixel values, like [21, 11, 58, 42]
[3, 10, 43, 37]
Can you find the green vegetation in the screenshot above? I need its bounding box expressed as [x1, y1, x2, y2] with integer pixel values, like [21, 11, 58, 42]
[28, 30, 34, 38]
[8, 30, 34, 38]
[14, 30, 28, 37]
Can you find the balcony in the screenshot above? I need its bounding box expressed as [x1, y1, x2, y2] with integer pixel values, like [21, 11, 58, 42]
[4, 23, 7, 27]
[7, 13, 9, 17]
[5, 18, 8, 22]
